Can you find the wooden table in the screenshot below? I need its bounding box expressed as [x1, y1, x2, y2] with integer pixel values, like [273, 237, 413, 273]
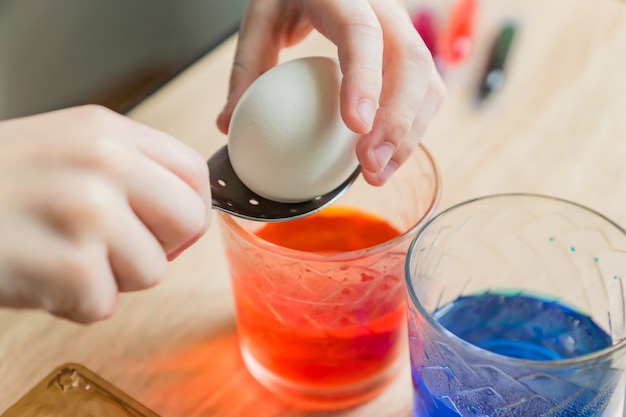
[2, 0, 626, 415]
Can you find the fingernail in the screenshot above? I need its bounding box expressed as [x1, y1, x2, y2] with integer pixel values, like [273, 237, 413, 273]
[216, 108, 230, 133]
[168, 248, 185, 262]
[371, 142, 395, 170]
[357, 99, 376, 130]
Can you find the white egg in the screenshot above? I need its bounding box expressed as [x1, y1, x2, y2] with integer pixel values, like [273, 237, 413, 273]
[227, 56, 360, 203]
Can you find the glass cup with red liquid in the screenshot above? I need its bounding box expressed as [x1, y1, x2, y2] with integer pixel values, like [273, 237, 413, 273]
[218, 143, 441, 410]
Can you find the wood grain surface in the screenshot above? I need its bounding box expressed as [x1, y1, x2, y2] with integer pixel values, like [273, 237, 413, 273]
[1, 1, 626, 416]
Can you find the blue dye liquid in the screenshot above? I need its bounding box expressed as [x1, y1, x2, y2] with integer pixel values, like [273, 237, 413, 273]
[412, 293, 613, 417]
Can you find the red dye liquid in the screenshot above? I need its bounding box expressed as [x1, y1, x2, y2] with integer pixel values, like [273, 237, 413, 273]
[228, 207, 407, 402]
[255, 207, 400, 252]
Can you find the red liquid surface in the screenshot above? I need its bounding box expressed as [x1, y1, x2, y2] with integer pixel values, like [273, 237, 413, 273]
[255, 207, 401, 252]
[229, 207, 407, 394]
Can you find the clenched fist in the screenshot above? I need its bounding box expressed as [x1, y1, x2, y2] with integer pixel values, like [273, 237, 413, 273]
[0, 105, 211, 323]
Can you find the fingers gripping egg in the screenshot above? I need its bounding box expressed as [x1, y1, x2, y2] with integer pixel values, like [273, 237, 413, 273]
[227, 57, 360, 203]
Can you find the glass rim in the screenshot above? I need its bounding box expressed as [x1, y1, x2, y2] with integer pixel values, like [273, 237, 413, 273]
[404, 192, 626, 368]
[218, 143, 442, 262]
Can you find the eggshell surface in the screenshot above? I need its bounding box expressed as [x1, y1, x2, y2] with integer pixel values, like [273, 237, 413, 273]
[227, 56, 359, 203]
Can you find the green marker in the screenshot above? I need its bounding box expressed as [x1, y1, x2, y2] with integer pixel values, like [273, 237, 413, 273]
[477, 22, 518, 102]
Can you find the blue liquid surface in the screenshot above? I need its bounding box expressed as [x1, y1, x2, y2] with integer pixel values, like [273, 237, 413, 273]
[411, 293, 614, 417]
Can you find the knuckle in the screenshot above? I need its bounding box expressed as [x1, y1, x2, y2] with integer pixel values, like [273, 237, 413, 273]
[45, 174, 118, 236]
[386, 108, 416, 142]
[146, 259, 167, 287]
[335, 6, 381, 32]
[187, 151, 210, 190]
[82, 296, 117, 322]
[71, 106, 131, 178]
[394, 141, 416, 167]
[139, 267, 166, 290]
[83, 137, 130, 180]
[157, 194, 207, 255]
[60, 247, 93, 280]
[68, 176, 118, 226]
[74, 104, 119, 125]
[339, 16, 383, 49]
[66, 297, 117, 324]
[397, 31, 436, 70]
[119, 256, 167, 292]
[349, 18, 383, 40]
[52, 250, 118, 323]
[69, 298, 117, 324]
[432, 74, 447, 102]
[180, 195, 208, 241]
[412, 115, 429, 139]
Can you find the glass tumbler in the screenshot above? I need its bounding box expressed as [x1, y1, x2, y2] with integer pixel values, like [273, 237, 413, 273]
[219, 144, 441, 410]
[405, 193, 626, 417]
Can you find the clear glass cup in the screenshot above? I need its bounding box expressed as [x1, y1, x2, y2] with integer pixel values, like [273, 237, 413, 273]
[218, 144, 441, 410]
[405, 193, 626, 417]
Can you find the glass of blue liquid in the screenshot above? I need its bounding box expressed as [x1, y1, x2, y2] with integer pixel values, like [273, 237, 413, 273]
[405, 193, 626, 417]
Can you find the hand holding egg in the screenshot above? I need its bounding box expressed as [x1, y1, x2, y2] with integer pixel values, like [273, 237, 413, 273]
[217, 0, 445, 186]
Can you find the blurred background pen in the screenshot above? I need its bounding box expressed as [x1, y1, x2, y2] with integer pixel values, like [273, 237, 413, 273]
[411, 7, 443, 73]
[440, 0, 478, 67]
[476, 22, 518, 103]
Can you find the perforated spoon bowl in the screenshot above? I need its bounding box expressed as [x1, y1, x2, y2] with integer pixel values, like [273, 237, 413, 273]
[207, 145, 361, 222]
